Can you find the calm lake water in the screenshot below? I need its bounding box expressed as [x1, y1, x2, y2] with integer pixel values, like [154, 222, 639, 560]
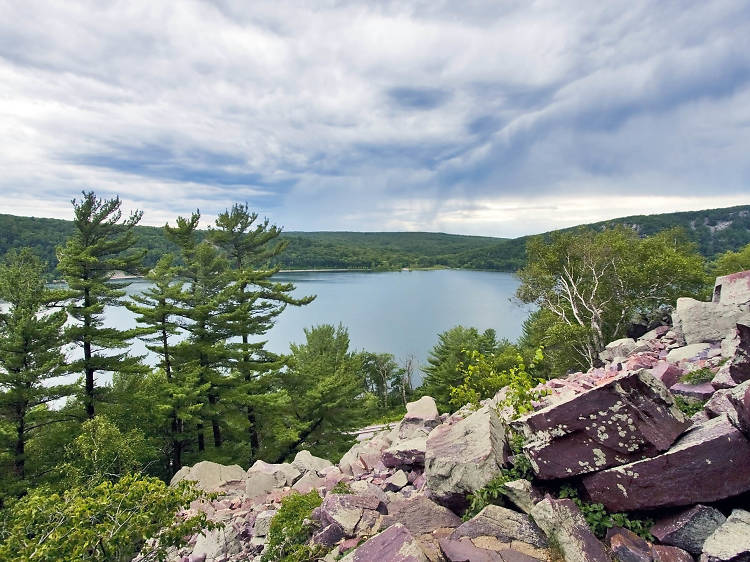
[99, 269, 531, 384]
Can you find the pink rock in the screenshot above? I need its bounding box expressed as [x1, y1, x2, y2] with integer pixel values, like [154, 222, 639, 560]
[669, 382, 716, 400]
[650, 504, 726, 555]
[582, 414, 750, 511]
[606, 526, 652, 562]
[439, 537, 503, 561]
[650, 361, 684, 388]
[341, 523, 428, 562]
[626, 353, 660, 370]
[382, 495, 461, 536]
[651, 545, 694, 562]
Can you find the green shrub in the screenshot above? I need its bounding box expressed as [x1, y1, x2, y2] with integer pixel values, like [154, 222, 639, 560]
[674, 396, 706, 417]
[330, 482, 352, 494]
[0, 473, 216, 561]
[680, 367, 715, 385]
[558, 485, 653, 540]
[261, 490, 328, 562]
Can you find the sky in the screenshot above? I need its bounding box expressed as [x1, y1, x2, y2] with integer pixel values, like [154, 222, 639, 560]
[1, 1, 749, 238]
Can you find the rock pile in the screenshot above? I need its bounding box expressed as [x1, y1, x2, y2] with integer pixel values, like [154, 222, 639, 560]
[161, 272, 750, 562]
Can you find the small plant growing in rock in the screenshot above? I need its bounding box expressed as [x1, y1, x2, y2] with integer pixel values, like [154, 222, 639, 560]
[674, 395, 706, 417]
[680, 367, 715, 385]
[557, 485, 654, 540]
[330, 481, 353, 494]
[261, 490, 328, 562]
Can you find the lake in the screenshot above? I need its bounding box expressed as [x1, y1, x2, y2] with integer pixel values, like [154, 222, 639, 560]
[103, 269, 532, 384]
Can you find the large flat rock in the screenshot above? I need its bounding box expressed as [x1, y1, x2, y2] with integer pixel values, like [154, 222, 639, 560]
[672, 297, 750, 345]
[512, 370, 689, 480]
[582, 414, 750, 511]
[340, 523, 429, 562]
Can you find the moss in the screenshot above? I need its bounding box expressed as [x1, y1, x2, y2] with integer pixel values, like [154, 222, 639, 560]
[674, 395, 706, 417]
[680, 367, 715, 385]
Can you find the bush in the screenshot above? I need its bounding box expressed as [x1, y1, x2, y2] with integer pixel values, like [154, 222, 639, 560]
[261, 490, 328, 562]
[0, 473, 215, 561]
[674, 396, 706, 417]
[680, 367, 715, 385]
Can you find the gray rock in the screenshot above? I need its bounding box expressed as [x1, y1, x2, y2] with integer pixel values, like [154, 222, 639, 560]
[405, 396, 440, 423]
[245, 470, 275, 498]
[384, 469, 409, 492]
[451, 505, 547, 548]
[383, 436, 428, 468]
[600, 338, 638, 362]
[339, 433, 392, 477]
[253, 509, 277, 537]
[701, 509, 750, 561]
[319, 493, 381, 536]
[651, 505, 727, 555]
[247, 459, 301, 487]
[191, 525, 241, 561]
[382, 495, 461, 536]
[502, 479, 543, 514]
[349, 480, 389, 504]
[439, 537, 504, 561]
[170, 460, 246, 492]
[672, 297, 750, 345]
[530, 497, 611, 562]
[292, 471, 325, 493]
[713, 271, 750, 307]
[667, 342, 711, 363]
[292, 450, 333, 476]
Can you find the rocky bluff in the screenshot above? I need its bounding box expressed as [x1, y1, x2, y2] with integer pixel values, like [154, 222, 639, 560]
[156, 272, 750, 562]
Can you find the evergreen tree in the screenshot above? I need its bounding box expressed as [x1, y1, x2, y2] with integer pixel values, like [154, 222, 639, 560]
[56, 192, 145, 419]
[0, 249, 71, 494]
[210, 203, 313, 463]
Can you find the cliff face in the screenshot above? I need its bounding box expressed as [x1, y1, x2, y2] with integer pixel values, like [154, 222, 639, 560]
[158, 272, 750, 562]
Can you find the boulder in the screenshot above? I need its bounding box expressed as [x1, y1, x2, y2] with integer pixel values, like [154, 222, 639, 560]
[291, 471, 324, 493]
[650, 361, 684, 388]
[606, 526, 652, 562]
[340, 523, 429, 562]
[439, 537, 504, 561]
[292, 450, 333, 476]
[600, 338, 638, 362]
[319, 493, 381, 536]
[339, 433, 392, 476]
[582, 414, 750, 511]
[530, 497, 611, 562]
[382, 495, 461, 536]
[253, 509, 276, 537]
[714, 323, 750, 387]
[713, 271, 750, 307]
[670, 382, 716, 401]
[512, 370, 689, 480]
[502, 479, 543, 515]
[349, 480, 389, 504]
[384, 470, 409, 492]
[170, 461, 246, 492]
[651, 505, 727, 555]
[639, 325, 671, 341]
[383, 436, 428, 468]
[701, 509, 750, 562]
[312, 522, 346, 547]
[451, 505, 547, 548]
[652, 545, 694, 562]
[667, 342, 711, 363]
[424, 405, 509, 507]
[247, 459, 301, 487]
[190, 526, 241, 561]
[725, 380, 750, 436]
[405, 396, 440, 423]
[672, 297, 750, 345]
[245, 470, 276, 498]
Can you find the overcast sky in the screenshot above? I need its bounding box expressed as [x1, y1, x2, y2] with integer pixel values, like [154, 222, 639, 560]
[1, 1, 749, 237]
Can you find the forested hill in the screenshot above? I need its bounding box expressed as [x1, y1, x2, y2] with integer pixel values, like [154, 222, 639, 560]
[1, 204, 749, 275]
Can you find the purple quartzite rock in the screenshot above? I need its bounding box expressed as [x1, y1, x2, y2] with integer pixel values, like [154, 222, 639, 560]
[726, 380, 750, 436]
[650, 361, 684, 388]
[439, 538, 503, 562]
[512, 370, 689, 479]
[530, 497, 611, 562]
[382, 495, 461, 536]
[451, 505, 547, 548]
[606, 526, 652, 562]
[582, 414, 750, 511]
[651, 545, 694, 562]
[721, 323, 750, 385]
[312, 522, 346, 546]
[383, 436, 427, 468]
[319, 493, 382, 536]
[651, 504, 726, 555]
[669, 382, 716, 401]
[340, 523, 428, 562]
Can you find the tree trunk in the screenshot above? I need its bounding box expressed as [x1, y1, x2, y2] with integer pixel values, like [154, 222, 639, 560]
[248, 407, 260, 464]
[197, 422, 205, 452]
[84, 287, 95, 419]
[14, 412, 25, 480]
[209, 393, 222, 448]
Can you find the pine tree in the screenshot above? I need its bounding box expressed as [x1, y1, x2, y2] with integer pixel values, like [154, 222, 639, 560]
[56, 192, 145, 419]
[0, 249, 72, 491]
[210, 203, 313, 463]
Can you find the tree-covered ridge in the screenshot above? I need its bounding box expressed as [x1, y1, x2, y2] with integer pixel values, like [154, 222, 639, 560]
[1, 204, 749, 276]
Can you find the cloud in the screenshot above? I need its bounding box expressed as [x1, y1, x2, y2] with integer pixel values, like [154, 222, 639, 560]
[0, 1, 748, 235]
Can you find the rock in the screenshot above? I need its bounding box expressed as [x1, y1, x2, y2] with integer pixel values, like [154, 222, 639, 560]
[451, 505, 547, 548]
[582, 414, 750, 511]
[320, 493, 381, 536]
[292, 450, 333, 476]
[385, 470, 409, 492]
[672, 297, 750, 345]
[667, 342, 711, 363]
[292, 471, 325, 493]
[349, 480, 389, 504]
[530, 497, 611, 562]
[650, 361, 685, 388]
[439, 537, 504, 561]
[651, 504, 726, 555]
[502, 479, 543, 515]
[639, 326, 671, 341]
[247, 459, 301, 487]
[383, 436, 428, 468]
[383, 495, 461, 536]
[716, 323, 750, 387]
[512, 370, 689, 480]
[191, 526, 241, 561]
[652, 545, 694, 562]
[606, 526, 652, 562]
[670, 382, 716, 400]
[170, 461, 246, 492]
[313, 522, 346, 547]
[253, 509, 276, 537]
[600, 338, 638, 362]
[701, 509, 750, 562]
[245, 470, 276, 498]
[339, 433, 392, 476]
[340, 523, 429, 562]
[713, 271, 750, 307]
[725, 380, 750, 436]
[425, 405, 509, 507]
[406, 396, 440, 423]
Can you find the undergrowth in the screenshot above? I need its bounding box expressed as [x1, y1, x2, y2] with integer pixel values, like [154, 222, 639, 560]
[261, 490, 328, 562]
[680, 367, 715, 385]
[674, 395, 706, 417]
